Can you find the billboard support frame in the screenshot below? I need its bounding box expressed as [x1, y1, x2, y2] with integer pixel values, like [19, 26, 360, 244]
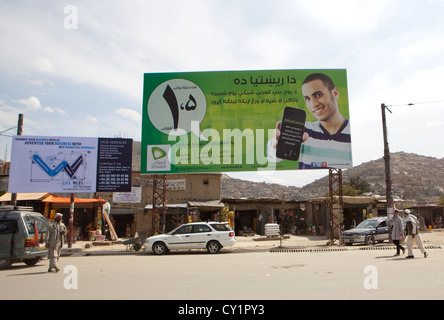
[329, 168, 343, 243]
[152, 174, 167, 235]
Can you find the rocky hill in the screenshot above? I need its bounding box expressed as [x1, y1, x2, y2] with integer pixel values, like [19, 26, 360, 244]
[221, 174, 303, 200]
[221, 152, 444, 201]
[131, 141, 443, 202]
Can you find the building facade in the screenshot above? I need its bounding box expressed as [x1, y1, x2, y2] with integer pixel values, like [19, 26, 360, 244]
[95, 173, 223, 237]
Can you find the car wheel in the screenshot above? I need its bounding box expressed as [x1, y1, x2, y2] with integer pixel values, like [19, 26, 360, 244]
[207, 241, 221, 254]
[152, 242, 168, 255]
[23, 257, 42, 266]
[365, 235, 375, 245]
[0, 258, 12, 270]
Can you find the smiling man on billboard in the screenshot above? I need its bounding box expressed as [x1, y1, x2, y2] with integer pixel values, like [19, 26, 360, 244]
[269, 72, 352, 169]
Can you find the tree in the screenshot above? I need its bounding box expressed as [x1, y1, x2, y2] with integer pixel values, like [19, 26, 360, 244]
[325, 176, 372, 197]
[342, 184, 360, 196]
[348, 177, 371, 194]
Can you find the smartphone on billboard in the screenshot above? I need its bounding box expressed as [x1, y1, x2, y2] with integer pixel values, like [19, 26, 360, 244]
[276, 107, 306, 161]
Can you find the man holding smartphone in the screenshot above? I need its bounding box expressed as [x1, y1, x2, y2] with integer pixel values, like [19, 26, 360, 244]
[268, 73, 352, 169]
[298, 73, 351, 169]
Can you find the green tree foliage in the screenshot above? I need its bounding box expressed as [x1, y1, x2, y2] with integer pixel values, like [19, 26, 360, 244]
[342, 184, 360, 196]
[343, 177, 372, 196]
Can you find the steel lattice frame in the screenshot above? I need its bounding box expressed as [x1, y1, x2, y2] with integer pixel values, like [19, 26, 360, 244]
[329, 168, 344, 242]
[152, 174, 167, 235]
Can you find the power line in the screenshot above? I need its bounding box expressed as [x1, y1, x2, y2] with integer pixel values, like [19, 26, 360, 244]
[386, 99, 444, 107]
[0, 127, 17, 136]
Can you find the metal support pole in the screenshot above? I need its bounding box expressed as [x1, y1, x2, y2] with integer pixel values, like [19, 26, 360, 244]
[11, 114, 23, 207]
[381, 103, 394, 242]
[68, 193, 75, 248]
[152, 175, 167, 235]
[329, 168, 344, 243]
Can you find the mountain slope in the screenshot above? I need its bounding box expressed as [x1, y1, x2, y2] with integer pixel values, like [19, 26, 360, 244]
[221, 152, 444, 201]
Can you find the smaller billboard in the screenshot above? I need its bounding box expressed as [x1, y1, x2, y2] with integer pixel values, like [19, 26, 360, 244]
[113, 187, 142, 203]
[8, 136, 132, 193]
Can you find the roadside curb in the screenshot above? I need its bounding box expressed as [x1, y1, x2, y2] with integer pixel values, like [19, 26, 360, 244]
[270, 244, 442, 253]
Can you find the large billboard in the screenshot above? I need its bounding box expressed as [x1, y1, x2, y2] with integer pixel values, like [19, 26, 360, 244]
[8, 136, 132, 193]
[141, 69, 352, 174]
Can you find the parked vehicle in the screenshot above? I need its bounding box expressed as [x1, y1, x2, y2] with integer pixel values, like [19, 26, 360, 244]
[0, 206, 49, 269]
[339, 217, 388, 246]
[145, 222, 236, 255]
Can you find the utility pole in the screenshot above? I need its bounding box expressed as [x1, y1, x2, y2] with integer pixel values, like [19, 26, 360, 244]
[11, 114, 23, 207]
[68, 193, 75, 248]
[381, 103, 394, 242]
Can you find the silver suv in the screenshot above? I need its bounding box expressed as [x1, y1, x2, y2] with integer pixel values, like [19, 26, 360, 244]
[0, 206, 49, 269]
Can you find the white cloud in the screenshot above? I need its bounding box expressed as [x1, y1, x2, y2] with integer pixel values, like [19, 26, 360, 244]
[34, 58, 55, 74]
[28, 79, 45, 86]
[42, 106, 67, 118]
[43, 106, 54, 113]
[0, 101, 19, 131]
[54, 107, 68, 117]
[292, 0, 388, 32]
[16, 96, 42, 110]
[426, 121, 442, 127]
[86, 115, 98, 123]
[115, 108, 141, 123]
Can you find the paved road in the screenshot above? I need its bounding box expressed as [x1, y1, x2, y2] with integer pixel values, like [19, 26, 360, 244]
[1, 246, 443, 301]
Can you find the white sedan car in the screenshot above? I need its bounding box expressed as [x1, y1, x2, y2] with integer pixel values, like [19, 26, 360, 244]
[145, 222, 236, 255]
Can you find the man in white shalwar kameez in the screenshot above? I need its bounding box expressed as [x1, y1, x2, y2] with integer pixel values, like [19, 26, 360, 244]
[404, 209, 428, 259]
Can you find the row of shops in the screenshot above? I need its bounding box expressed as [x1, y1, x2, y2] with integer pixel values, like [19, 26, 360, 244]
[1, 192, 443, 239]
[0, 193, 108, 241]
[2, 141, 443, 240]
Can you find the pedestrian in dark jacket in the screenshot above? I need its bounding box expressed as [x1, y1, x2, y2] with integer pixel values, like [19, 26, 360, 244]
[391, 210, 405, 256]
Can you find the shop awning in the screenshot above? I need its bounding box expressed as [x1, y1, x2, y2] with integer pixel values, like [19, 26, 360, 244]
[188, 200, 225, 210]
[144, 203, 188, 209]
[110, 208, 137, 215]
[0, 192, 50, 202]
[42, 195, 107, 204]
[144, 201, 225, 211]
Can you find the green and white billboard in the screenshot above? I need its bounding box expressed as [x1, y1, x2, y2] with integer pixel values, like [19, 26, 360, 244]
[141, 69, 352, 174]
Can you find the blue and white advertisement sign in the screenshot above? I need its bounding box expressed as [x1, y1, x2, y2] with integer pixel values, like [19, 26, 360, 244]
[8, 136, 132, 193]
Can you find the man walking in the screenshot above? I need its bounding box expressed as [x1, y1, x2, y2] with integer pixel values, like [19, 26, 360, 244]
[46, 213, 67, 272]
[391, 210, 405, 256]
[404, 209, 428, 259]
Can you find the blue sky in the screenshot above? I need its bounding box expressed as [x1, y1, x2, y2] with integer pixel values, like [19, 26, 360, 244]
[1, 0, 444, 187]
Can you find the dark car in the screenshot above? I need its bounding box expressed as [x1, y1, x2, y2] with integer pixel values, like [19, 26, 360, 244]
[0, 206, 49, 269]
[339, 217, 388, 246]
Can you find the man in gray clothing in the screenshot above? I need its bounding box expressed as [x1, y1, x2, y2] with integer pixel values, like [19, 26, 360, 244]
[46, 213, 67, 272]
[391, 210, 405, 256]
